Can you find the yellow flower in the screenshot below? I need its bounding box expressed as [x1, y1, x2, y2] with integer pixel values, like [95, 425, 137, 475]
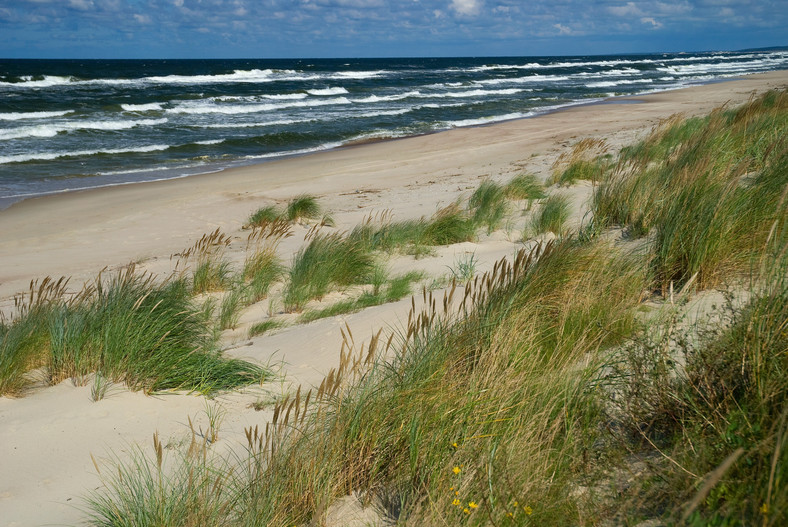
[452, 498, 461, 507]
[455, 491, 459, 496]
[453, 466, 461, 475]
[468, 501, 478, 509]
[452, 441, 459, 448]
[463, 508, 470, 514]
[507, 512, 514, 518]
[450, 486, 455, 491]
[760, 503, 769, 514]
[524, 505, 533, 515]
[513, 501, 518, 507]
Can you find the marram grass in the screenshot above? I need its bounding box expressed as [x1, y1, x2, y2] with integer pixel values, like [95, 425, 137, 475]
[82, 92, 788, 526]
[0, 268, 266, 396]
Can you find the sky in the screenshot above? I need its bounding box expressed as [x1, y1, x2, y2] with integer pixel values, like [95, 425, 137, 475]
[0, 0, 786, 59]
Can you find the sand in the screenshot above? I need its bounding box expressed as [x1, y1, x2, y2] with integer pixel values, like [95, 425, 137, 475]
[1, 70, 786, 526]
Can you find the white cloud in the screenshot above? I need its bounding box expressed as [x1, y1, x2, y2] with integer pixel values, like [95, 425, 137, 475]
[554, 23, 572, 35]
[640, 16, 662, 28]
[133, 13, 151, 24]
[68, 0, 93, 10]
[608, 2, 643, 17]
[450, 0, 482, 17]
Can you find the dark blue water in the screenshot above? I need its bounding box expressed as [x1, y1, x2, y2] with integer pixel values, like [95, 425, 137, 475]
[1, 52, 787, 207]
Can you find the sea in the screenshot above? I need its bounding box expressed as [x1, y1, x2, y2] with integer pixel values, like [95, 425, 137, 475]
[1, 51, 787, 208]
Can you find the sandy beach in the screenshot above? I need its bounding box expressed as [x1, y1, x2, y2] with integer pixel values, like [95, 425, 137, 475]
[1, 70, 787, 526]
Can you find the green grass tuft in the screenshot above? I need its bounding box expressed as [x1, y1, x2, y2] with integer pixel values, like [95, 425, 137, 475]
[531, 194, 570, 235]
[285, 194, 321, 222]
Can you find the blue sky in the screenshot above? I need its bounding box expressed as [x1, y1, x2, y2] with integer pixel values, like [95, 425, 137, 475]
[0, 0, 786, 58]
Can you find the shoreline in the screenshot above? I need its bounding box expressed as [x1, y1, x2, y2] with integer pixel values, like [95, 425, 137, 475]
[0, 70, 777, 212]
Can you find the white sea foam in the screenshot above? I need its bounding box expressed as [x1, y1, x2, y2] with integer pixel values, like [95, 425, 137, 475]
[0, 118, 168, 141]
[166, 97, 350, 115]
[0, 144, 171, 164]
[194, 139, 225, 145]
[121, 103, 165, 112]
[353, 91, 421, 103]
[0, 75, 74, 88]
[330, 70, 386, 79]
[308, 87, 349, 96]
[0, 110, 75, 120]
[423, 88, 524, 99]
[200, 117, 317, 129]
[586, 79, 654, 88]
[356, 108, 414, 118]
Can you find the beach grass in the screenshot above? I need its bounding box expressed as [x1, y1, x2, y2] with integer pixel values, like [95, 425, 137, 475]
[530, 194, 570, 235]
[503, 173, 545, 201]
[0, 268, 266, 396]
[283, 232, 376, 312]
[468, 180, 508, 233]
[247, 204, 281, 228]
[285, 194, 321, 222]
[79, 90, 788, 526]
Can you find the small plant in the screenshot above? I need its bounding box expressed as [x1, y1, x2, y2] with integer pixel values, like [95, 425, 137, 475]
[285, 194, 321, 222]
[218, 287, 245, 331]
[504, 173, 545, 201]
[469, 180, 508, 233]
[448, 252, 478, 283]
[284, 232, 375, 312]
[192, 259, 233, 294]
[243, 247, 284, 303]
[90, 371, 110, 402]
[247, 205, 282, 227]
[248, 319, 286, 338]
[531, 194, 570, 235]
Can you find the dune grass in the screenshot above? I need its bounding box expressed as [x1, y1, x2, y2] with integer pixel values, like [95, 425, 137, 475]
[503, 173, 546, 201]
[349, 203, 476, 256]
[531, 194, 570, 235]
[247, 204, 281, 228]
[468, 180, 508, 233]
[593, 89, 788, 291]
[285, 194, 321, 222]
[298, 270, 424, 324]
[81, 91, 788, 525]
[0, 268, 266, 396]
[283, 232, 377, 312]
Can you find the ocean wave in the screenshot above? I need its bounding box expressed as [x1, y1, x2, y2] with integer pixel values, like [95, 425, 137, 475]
[586, 79, 654, 88]
[353, 90, 421, 103]
[0, 110, 75, 120]
[194, 139, 225, 145]
[200, 117, 318, 129]
[0, 118, 168, 141]
[242, 141, 345, 161]
[0, 75, 75, 88]
[166, 97, 351, 115]
[657, 57, 787, 75]
[355, 108, 414, 118]
[0, 144, 171, 164]
[121, 103, 165, 112]
[421, 88, 525, 99]
[308, 87, 349, 96]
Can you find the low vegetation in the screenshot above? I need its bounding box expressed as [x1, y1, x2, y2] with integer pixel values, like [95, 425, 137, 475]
[5, 91, 785, 526]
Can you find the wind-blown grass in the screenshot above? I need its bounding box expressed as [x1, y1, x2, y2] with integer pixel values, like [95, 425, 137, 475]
[284, 232, 376, 312]
[593, 89, 788, 291]
[503, 173, 545, 201]
[348, 204, 475, 255]
[0, 269, 266, 396]
[82, 91, 788, 526]
[285, 194, 321, 222]
[531, 194, 570, 235]
[468, 180, 508, 233]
